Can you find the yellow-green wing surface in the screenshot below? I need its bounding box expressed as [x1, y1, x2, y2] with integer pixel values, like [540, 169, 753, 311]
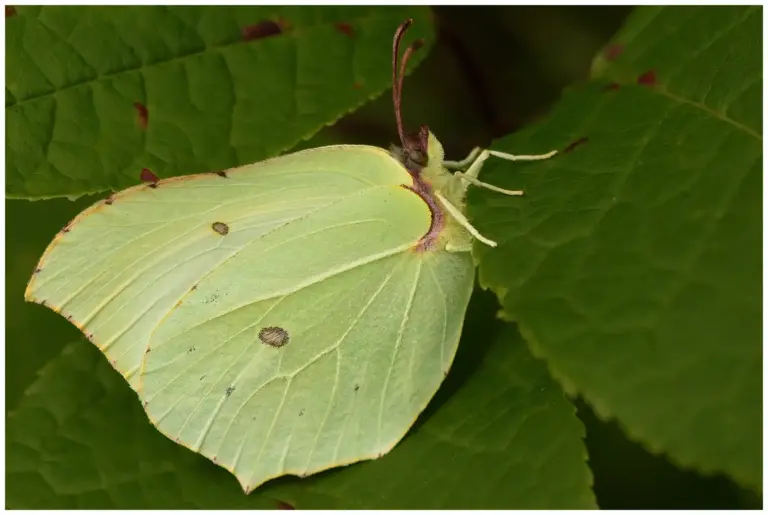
[25, 145, 476, 491]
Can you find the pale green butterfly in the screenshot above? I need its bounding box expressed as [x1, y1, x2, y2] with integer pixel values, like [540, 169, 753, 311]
[25, 19, 557, 493]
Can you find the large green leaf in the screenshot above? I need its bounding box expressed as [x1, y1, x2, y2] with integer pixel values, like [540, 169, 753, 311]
[6, 5, 433, 199]
[471, 6, 761, 489]
[6, 292, 595, 509]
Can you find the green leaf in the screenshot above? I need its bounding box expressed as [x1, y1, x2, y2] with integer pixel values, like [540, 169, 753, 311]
[6, 5, 433, 199]
[5, 197, 96, 411]
[7, 292, 595, 509]
[471, 6, 761, 490]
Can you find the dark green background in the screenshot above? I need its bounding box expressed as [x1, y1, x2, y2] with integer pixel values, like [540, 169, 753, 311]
[6, 6, 760, 509]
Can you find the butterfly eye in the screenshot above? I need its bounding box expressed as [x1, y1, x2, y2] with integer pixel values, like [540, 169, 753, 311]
[408, 148, 426, 166]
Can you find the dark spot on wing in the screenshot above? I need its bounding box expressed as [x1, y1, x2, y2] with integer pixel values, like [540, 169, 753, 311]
[216, 171, 228, 178]
[637, 69, 657, 86]
[212, 222, 229, 235]
[335, 22, 355, 37]
[134, 101, 148, 129]
[259, 326, 290, 347]
[225, 386, 235, 397]
[564, 137, 589, 153]
[242, 20, 282, 41]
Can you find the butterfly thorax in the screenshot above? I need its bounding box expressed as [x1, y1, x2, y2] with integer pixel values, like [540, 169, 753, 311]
[409, 131, 474, 253]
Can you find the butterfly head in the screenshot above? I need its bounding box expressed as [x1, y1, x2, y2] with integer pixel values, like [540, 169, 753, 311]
[391, 19, 444, 175]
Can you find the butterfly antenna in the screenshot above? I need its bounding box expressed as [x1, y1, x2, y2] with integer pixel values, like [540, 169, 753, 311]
[392, 19, 423, 149]
[392, 19, 412, 148]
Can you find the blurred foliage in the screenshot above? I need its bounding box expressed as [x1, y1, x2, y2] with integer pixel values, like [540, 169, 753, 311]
[6, 5, 761, 509]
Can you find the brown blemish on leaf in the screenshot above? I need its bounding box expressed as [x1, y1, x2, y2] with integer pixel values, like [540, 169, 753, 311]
[33, 267, 42, 274]
[276, 501, 295, 510]
[335, 22, 355, 37]
[216, 171, 228, 178]
[259, 326, 290, 347]
[105, 196, 114, 205]
[602, 82, 620, 92]
[242, 20, 282, 41]
[637, 69, 657, 86]
[134, 101, 148, 129]
[191, 284, 198, 290]
[140, 168, 158, 186]
[604, 44, 624, 61]
[225, 386, 235, 397]
[212, 221, 229, 235]
[564, 137, 589, 153]
[6, 6, 16, 17]
[353, 81, 362, 90]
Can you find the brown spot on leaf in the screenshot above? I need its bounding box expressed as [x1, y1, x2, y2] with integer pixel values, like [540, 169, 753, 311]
[140, 168, 158, 184]
[33, 267, 42, 274]
[277, 501, 295, 510]
[242, 20, 282, 41]
[191, 284, 198, 290]
[259, 326, 290, 347]
[216, 171, 228, 178]
[637, 69, 657, 86]
[134, 101, 148, 129]
[6, 6, 16, 17]
[212, 222, 229, 235]
[225, 386, 235, 397]
[564, 137, 589, 153]
[335, 22, 355, 37]
[353, 81, 362, 90]
[604, 44, 623, 61]
[105, 196, 114, 205]
[602, 82, 620, 92]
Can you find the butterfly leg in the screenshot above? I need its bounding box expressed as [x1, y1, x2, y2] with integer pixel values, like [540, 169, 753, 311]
[443, 147, 482, 170]
[455, 148, 558, 195]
